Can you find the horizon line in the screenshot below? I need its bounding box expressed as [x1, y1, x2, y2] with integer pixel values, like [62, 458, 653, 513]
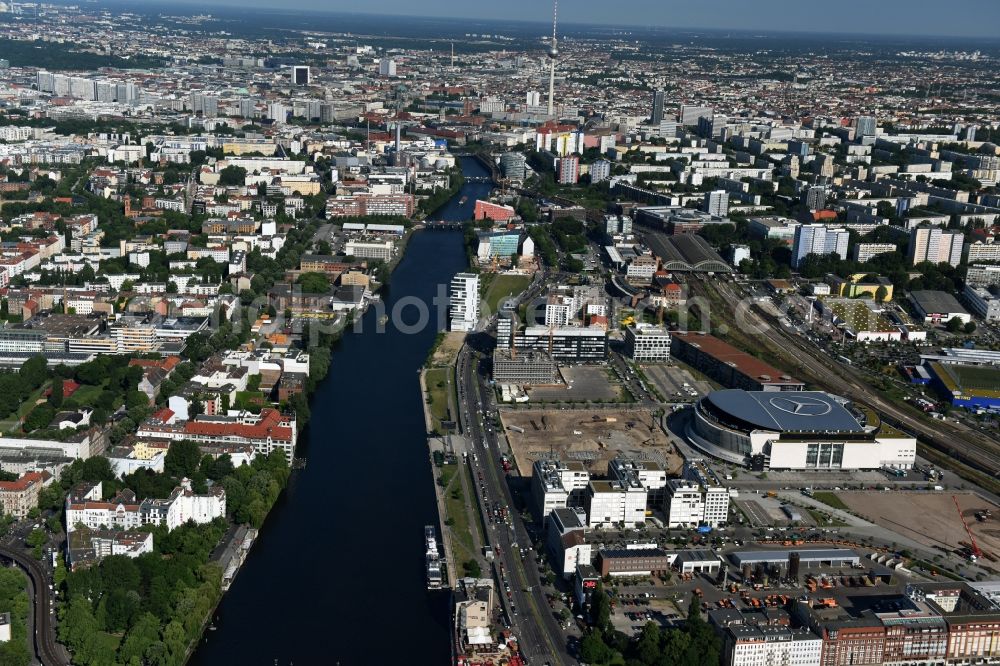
[68, 0, 1000, 42]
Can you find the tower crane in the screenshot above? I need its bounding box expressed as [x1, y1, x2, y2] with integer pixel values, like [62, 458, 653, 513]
[953, 495, 983, 561]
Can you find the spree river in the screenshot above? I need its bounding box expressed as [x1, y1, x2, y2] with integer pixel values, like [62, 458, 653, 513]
[190, 157, 492, 665]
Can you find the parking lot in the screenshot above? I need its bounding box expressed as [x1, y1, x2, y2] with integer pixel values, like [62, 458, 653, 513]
[735, 495, 818, 528]
[527, 365, 624, 402]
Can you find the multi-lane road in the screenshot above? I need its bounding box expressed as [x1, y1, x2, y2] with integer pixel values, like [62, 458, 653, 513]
[457, 343, 572, 665]
[0, 545, 66, 665]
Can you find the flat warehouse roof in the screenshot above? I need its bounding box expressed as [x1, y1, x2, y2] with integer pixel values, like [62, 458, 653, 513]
[910, 290, 969, 316]
[731, 549, 861, 566]
[672, 332, 801, 386]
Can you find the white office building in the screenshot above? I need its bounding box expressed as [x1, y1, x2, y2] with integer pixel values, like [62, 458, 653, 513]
[967, 264, 1000, 288]
[963, 285, 1000, 321]
[665, 480, 705, 528]
[584, 479, 647, 529]
[449, 273, 480, 332]
[704, 487, 731, 526]
[344, 240, 393, 261]
[531, 459, 590, 522]
[665, 479, 730, 528]
[624, 325, 671, 362]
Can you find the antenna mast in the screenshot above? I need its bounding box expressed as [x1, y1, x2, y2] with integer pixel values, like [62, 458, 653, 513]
[547, 0, 559, 117]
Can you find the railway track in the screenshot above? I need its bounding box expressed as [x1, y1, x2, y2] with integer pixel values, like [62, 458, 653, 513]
[690, 279, 1000, 484]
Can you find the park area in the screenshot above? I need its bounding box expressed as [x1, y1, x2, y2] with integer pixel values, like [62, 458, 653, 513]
[837, 491, 1000, 564]
[481, 273, 532, 315]
[500, 408, 683, 478]
[424, 367, 455, 433]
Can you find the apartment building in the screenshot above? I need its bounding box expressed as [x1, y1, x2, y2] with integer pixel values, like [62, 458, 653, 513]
[792, 224, 850, 268]
[723, 625, 823, 666]
[65, 480, 225, 533]
[136, 408, 297, 462]
[908, 227, 964, 268]
[966, 264, 1000, 288]
[852, 243, 897, 263]
[449, 273, 480, 333]
[0, 471, 51, 519]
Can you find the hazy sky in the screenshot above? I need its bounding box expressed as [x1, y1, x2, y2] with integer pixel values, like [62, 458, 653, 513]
[194, 0, 1000, 38]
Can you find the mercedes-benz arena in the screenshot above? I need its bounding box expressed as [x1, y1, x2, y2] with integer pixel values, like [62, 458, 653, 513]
[686, 389, 916, 470]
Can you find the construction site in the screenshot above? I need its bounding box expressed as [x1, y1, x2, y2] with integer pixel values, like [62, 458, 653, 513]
[499, 408, 684, 478]
[837, 491, 1000, 567]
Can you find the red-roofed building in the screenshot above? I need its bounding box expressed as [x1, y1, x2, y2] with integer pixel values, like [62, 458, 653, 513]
[474, 200, 517, 223]
[136, 408, 296, 462]
[44, 379, 80, 400]
[129, 356, 181, 373]
[0, 471, 52, 519]
[150, 408, 176, 425]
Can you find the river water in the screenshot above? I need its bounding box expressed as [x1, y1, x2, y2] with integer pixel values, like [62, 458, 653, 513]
[189, 157, 492, 665]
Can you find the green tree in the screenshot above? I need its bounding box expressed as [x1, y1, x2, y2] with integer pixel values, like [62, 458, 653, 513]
[590, 583, 611, 632]
[49, 379, 64, 408]
[580, 630, 612, 664]
[946, 316, 964, 333]
[463, 559, 481, 577]
[23, 404, 55, 432]
[296, 271, 330, 294]
[119, 612, 161, 664]
[165, 440, 202, 478]
[218, 165, 247, 186]
[25, 529, 46, 549]
[19, 355, 49, 390]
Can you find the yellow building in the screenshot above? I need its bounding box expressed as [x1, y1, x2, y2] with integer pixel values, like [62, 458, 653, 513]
[827, 273, 894, 302]
[222, 139, 280, 156]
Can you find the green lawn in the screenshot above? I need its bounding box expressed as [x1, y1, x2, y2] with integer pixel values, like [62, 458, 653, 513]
[441, 464, 475, 558]
[424, 368, 452, 431]
[466, 464, 487, 546]
[16, 386, 45, 418]
[68, 383, 103, 407]
[812, 492, 850, 511]
[483, 274, 532, 315]
[805, 508, 848, 527]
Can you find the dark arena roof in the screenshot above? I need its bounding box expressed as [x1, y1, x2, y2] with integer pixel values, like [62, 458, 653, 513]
[703, 390, 865, 434]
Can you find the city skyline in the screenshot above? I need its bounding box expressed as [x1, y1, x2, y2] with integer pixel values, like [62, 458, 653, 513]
[174, 0, 1000, 39]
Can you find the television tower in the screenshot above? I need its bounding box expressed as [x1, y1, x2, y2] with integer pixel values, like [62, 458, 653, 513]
[547, 0, 559, 117]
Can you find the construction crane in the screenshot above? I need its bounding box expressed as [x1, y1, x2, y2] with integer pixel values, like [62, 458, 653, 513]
[953, 495, 983, 561]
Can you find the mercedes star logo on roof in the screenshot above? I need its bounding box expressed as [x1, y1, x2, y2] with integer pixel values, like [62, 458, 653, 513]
[768, 395, 833, 417]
